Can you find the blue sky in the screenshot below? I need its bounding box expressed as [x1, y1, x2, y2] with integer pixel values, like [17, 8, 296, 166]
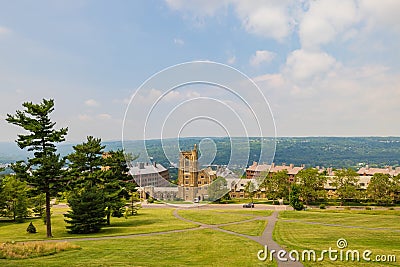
[1, 0, 399, 142]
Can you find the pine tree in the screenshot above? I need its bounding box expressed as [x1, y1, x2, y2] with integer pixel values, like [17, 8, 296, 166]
[64, 186, 107, 234]
[6, 99, 68, 237]
[101, 149, 130, 225]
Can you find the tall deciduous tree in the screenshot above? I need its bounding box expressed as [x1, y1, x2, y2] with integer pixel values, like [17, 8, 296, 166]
[6, 99, 68, 237]
[367, 173, 392, 204]
[296, 168, 326, 205]
[261, 170, 290, 202]
[333, 169, 359, 204]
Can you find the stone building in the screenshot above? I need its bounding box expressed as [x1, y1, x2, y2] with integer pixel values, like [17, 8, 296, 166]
[177, 144, 216, 201]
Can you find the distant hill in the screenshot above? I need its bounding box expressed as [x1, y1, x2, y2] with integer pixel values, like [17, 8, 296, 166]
[1, 137, 400, 171]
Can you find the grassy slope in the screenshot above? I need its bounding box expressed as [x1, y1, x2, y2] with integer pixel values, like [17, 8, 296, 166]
[0, 207, 197, 242]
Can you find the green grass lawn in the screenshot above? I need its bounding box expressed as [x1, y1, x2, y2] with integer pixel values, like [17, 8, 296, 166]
[0, 230, 275, 267]
[274, 210, 400, 267]
[177, 209, 257, 225]
[220, 220, 267, 236]
[0, 207, 198, 242]
[279, 210, 400, 230]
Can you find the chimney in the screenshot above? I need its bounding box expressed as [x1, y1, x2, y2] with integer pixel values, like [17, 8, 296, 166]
[253, 161, 257, 166]
[139, 162, 145, 169]
[388, 166, 393, 172]
[366, 165, 369, 170]
[290, 163, 294, 169]
[154, 161, 157, 167]
[282, 163, 286, 166]
[271, 163, 275, 168]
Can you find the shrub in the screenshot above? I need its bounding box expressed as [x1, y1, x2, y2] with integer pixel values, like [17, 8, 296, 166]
[319, 204, 326, 209]
[365, 207, 372, 210]
[388, 207, 395, 210]
[344, 206, 351, 210]
[26, 222, 37, 234]
[147, 197, 154, 204]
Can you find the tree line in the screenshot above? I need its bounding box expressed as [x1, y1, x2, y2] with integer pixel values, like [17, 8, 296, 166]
[1, 99, 139, 237]
[255, 168, 400, 210]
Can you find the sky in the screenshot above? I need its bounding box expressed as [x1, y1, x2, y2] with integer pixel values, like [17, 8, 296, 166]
[0, 0, 399, 142]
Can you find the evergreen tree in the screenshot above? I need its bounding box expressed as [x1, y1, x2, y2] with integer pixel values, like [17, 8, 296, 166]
[6, 99, 68, 237]
[101, 149, 130, 224]
[67, 136, 105, 188]
[64, 186, 107, 234]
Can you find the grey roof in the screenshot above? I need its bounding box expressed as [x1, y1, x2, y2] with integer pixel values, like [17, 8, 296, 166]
[129, 162, 167, 175]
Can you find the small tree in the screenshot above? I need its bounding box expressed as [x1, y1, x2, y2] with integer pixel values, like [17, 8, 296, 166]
[244, 180, 256, 202]
[27, 222, 37, 233]
[289, 184, 303, 211]
[64, 186, 107, 234]
[1, 176, 30, 222]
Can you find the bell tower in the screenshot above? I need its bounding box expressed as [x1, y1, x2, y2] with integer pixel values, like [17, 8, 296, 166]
[178, 144, 198, 187]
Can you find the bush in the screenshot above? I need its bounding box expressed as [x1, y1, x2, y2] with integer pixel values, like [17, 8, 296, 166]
[365, 207, 372, 210]
[319, 204, 326, 209]
[147, 197, 154, 204]
[344, 206, 351, 210]
[388, 207, 395, 210]
[26, 222, 37, 233]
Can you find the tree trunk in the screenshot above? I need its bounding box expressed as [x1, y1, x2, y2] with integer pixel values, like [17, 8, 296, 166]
[106, 209, 111, 225]
[45, 190, 52, 238]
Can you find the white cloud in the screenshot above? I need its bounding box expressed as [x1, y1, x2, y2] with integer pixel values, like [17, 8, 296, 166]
[284, 49, 337, 82]
[165, 0, 300, 42]
[233, 1, 298, 41]
[98, 113, 112, 120]
[173, 38, 184, 46]
[78, 114, 92, 121]
[0, 26, 11, 34]
[84, 99, 100, 107]
[359, 0, 400, 33]
[299, 0, 359, 50]
[250, 50, 275, 66]
[227, 55, 236, 65]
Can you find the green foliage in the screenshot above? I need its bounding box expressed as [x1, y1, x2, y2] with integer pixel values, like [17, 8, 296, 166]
[6, 99, 68, 237]
[31, 193, 45, 218]
[289, 184, 304, 211]
[296, 168, 326, 205]
[367, 173, 393, 204]
[64, 186, 107, 234]
[260, 170, 290, 201]
[0, 175, 30, 222]
[27, 222, 37, 233]
[333, 168, 359, 202]
[319, 204, 326, 209]
[207, 176, 228, 201]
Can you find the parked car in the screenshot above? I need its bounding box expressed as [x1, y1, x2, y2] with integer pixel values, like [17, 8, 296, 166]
[243, 202, 254, 208]
[193, 198, 199, 203]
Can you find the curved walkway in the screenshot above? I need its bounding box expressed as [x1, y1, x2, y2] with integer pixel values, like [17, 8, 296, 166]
[27, 207, 304, 266]
[173, 209, 303, 267]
